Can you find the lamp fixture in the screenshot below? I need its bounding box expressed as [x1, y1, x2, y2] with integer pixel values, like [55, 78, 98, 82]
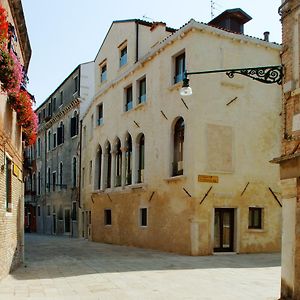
[180, 65, 283, 96]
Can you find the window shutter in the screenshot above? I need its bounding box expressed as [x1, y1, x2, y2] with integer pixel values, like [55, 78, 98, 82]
[57, 127, 62, 145]
[71, 117, 76, 137]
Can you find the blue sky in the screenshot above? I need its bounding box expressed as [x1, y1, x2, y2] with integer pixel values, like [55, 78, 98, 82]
[22, 0, 282, 106]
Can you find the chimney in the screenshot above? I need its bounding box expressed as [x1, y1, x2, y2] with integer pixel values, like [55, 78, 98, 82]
[263, 31, 270, 42]
[208, 8, 252, 34]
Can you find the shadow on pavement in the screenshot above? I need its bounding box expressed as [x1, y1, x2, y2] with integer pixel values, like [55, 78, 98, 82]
[11, 233, 281, 280]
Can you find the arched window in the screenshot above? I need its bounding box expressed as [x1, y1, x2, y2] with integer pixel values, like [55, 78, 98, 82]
[95, 145, 102, 190]
[137, 134, 145, 183]
[104, 142, 111, 189]
[71, 110, 79, 137]
[173, 117, 185, 176]
[114, 138, 122, 187]
[58, 121, 64, 145]
[125, 133, 132, 185]
[72, 157, 77, 188]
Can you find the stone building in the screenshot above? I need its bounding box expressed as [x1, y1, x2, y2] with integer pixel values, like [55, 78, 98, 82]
[0, 0, 31, 278]
[272, 1, 300, 299]
[32, 62, 94, 237]
[80, 10, 283, 255]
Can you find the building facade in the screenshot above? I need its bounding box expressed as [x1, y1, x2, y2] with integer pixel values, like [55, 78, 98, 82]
[81, 11, 282, 255]
[273, 1, 300, 299]
[0, 0, 31, 278]
[32, 62, 94, 237]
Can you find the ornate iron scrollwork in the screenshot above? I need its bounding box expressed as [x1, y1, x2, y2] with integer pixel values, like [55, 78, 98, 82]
[226, 66, 283, 85]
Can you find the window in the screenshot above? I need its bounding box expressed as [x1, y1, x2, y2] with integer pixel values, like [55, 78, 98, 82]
[47, 130, 51, 151]
[172, 117, 185, 176]
[32, 173, 36, 192]
[53, 132, 57, 148]
[100, 63, 107, 82]
[140, 208, 147, 227]
[114, 139, 122, 187]
[90, 114, 94, 139]
[137, 134, 145, 183]
[89, 160, 92, 185]
[97, 103, 103, 126]
[5, 156, 12, 212]
[53, 97, 56, 112]
[125, 133, 132, 185]
[120, 45, 127, 67]
[138, 77, 146, 104]
[37, 138, 41, 157]
[59, 162, 63, 189]
[95, 145, 102, 190]
[57, 121, 64, 145]
[72, 157, 77, 188]
[72, 201, 77, 221]
[104, 142, 111, 189]
[47, 205, 51, 216]
[47, 167, 51, 192]
[82, 167, 85, 188]
[248, 207, 263, 229]
[52, 172, 56, 191]
[174, 52, 185, 84]
[37, 171, 41, 195]
[48, 102, 52, 117]
[38, 113, 41, 124]
[37, 205, 41, 217]
[125, 85, 133, 111]
[74, 76, 78, 93]
[104, 209, 112, 225]
[70, 110, 79, 137]
[60, 90, 64, 106]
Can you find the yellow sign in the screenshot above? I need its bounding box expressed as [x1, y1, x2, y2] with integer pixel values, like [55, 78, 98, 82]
[13, 164, 22, 181]
[198, 175, 219, 183]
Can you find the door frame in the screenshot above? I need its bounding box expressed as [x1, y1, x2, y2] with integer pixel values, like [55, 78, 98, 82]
[213, 208, 235, 252]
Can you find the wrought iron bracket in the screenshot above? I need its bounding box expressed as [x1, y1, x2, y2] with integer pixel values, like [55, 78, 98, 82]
[185, 65, 283, 85]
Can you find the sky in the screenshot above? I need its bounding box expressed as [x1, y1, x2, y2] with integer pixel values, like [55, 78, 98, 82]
[21, 0, 282, 107]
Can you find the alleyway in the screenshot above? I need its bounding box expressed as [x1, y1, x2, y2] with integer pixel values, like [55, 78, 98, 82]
[0, 234, 280, 300]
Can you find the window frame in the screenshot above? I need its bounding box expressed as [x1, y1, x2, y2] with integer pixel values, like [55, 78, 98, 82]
[104, 209, 112, 226]
[100, 62, 107, 83]
[139, 207, 148, 227]
[248, 207, 263, 229]
[174, 51, 186, 84]
[124, 85, 133, 112]
[138, 76, 146, 104]
[119, 43, 128, 67]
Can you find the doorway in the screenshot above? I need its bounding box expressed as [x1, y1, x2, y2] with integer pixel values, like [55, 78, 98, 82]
[64, 209, 71, 233]
[52, 214, 56, 234]
[214, 208, 235, 252]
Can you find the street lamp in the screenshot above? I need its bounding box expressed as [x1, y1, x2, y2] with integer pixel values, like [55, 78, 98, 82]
[179, 65, 283, 96]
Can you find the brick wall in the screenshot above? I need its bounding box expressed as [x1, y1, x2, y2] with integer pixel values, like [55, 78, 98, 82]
[0, 132, 24, 279]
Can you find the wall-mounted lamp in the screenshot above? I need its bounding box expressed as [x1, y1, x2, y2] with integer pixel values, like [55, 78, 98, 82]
[179, 65, 283, 96]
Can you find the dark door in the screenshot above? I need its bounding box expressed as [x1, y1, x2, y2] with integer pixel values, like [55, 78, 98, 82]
[53, 214, 56, 234]
[214, 208, 235, 252]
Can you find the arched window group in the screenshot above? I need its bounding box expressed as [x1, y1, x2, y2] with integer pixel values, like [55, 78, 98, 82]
[94, 133, 145, 190]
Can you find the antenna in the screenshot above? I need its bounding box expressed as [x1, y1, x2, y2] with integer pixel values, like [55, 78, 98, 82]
[142, 15, 154, 22]
[211, 0, 222, 19]
[211, 0, 215, 19]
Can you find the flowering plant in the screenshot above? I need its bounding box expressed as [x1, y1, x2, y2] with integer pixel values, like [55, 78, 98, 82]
[0, 4, 37, 146]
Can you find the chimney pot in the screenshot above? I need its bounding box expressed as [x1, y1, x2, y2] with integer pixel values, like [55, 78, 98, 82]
[264, 31, 270, 42]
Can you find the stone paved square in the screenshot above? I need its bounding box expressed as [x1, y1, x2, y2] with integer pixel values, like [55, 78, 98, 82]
[0, 234, 281, 299]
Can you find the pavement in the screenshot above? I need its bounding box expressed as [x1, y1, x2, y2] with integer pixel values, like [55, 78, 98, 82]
[0, 234, 281, 300]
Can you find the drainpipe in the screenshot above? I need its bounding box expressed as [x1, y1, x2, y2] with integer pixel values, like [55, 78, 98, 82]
[135, 21, 139, 63]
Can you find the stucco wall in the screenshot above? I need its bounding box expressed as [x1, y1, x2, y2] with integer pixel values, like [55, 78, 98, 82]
[81, 20, 282, 255]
